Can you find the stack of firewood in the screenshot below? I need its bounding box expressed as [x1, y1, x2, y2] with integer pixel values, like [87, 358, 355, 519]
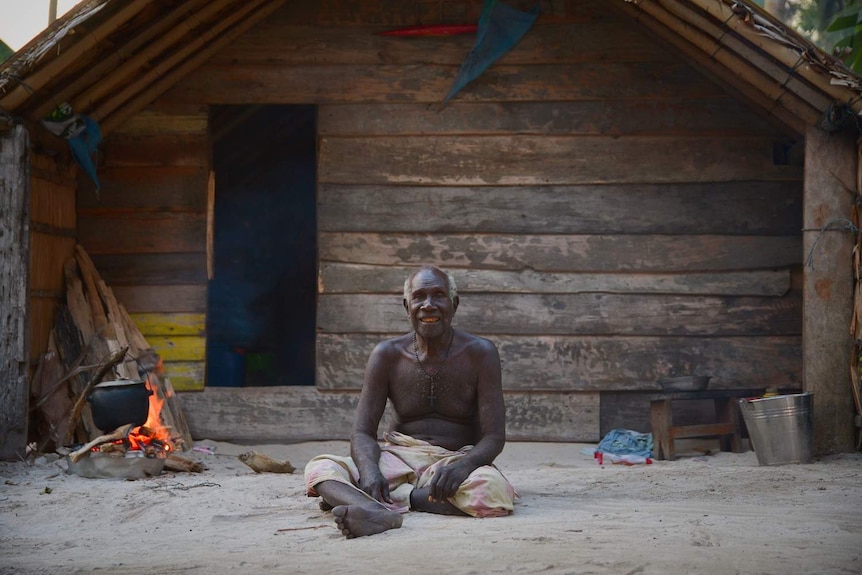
[30, 245, 192, 452]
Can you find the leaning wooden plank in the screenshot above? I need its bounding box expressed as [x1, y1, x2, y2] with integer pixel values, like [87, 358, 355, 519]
[316, 333, 802, 392]
[317, 292, 802, 336]
[319, 233, 802, 272]
[319, 263, 792, 297]
[74, 245, 113, 340]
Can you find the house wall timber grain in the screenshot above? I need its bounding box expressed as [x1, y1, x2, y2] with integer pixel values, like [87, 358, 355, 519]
[74, 0, 804, 442]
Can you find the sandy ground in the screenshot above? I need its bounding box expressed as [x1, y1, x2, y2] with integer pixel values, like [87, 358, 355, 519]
[1, 440, 860, 575]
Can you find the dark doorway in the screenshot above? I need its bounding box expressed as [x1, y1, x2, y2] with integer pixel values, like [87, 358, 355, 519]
[206, 105, 317, 386]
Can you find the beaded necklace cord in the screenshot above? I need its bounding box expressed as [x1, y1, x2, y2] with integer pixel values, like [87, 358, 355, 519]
[412, 328, 454, 408]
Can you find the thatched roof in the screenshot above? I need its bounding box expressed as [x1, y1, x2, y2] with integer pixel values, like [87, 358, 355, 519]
[0, 0, 858, 138]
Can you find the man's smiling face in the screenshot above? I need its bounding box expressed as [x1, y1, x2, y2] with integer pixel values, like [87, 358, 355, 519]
[404, 268, 457, 338]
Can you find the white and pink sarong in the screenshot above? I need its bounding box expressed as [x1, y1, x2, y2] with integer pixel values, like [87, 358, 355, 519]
[304, 431, 516, 518]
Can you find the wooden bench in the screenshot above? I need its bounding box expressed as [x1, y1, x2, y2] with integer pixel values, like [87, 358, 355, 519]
[650, 388, 764, 461]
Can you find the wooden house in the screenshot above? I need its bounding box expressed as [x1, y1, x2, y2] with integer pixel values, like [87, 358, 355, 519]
[1, 0, 859, 458]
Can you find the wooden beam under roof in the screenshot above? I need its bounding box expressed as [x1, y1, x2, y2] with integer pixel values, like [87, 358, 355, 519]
[71, 0, 237, 115]
[0, 1, 154, 112]
[29, 0, 211, 122]
[100, 0, 287, 136]
[613, 0, 810, 134]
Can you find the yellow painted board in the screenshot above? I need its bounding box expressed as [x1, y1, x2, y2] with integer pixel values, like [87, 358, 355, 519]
[163, 360, 205, 391]
[148, 335, 205, 361]
[130, 312, 205, 336]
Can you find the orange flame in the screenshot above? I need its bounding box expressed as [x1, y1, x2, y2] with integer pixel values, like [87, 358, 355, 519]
[127, 361, 173, 452]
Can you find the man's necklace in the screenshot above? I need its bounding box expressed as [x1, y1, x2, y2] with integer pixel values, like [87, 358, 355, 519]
[412, 328, 454, 408]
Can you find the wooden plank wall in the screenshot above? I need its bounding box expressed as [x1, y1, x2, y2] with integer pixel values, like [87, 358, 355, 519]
[29, 151, 77, 365]
[159, 0, 803, 441]
[77, 108, 209, 391]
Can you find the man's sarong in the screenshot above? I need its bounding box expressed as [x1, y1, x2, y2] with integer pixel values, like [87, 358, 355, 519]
[304, 431, 516, 518]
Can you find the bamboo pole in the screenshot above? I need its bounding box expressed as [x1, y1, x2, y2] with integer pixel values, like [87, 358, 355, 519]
[0, 1, 154, 111]
[686, 0, 862, 114]
[654, 0, 832, 113]
[95, 0, 268, 122]
[31, 0, 211, 121]
[99, 0, 287, 135]
[71, 0, 237, 114]
[616, 0, 814, 132]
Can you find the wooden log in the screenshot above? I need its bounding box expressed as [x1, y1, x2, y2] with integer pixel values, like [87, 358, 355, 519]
[238, 451, 295, 474]
[68, 424, 133, 464]
[802, 126, 856, 454]
[0, 125, 29, 460]
[164, 454, 205, 473]
[29, 332, 73, 450]
[52, 304, 98, 442]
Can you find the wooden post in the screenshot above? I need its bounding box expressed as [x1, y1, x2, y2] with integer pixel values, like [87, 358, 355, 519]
[0, 125, 30, 460]
[803, 126, 857, 454]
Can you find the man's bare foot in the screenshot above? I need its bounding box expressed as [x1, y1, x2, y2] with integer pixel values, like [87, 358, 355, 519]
[319, 500, 334, 512]
[331, 504, 403, 538]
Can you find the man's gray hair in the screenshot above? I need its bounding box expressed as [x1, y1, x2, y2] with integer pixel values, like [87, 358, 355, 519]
[403, 266, 458, 304]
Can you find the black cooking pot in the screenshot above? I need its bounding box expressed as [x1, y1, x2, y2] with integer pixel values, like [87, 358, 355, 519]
[87, 379, 152, 431]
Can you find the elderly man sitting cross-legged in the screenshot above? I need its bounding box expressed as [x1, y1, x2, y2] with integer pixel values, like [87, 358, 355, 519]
[304, 265, 516, 538]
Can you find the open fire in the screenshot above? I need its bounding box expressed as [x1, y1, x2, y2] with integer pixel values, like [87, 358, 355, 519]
[89, 376, 175, 457]
[67, 374, 177, 478]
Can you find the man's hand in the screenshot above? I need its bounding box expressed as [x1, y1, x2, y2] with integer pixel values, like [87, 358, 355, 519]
[359, 470, 392, 504]
[428, 460, 472, 502]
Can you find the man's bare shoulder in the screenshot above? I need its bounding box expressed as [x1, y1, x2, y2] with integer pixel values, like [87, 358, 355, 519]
[370, 333, 411, 358]
[459, 331, 500, 356]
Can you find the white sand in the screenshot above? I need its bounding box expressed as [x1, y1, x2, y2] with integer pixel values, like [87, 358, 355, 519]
[1, 440, 860, 575]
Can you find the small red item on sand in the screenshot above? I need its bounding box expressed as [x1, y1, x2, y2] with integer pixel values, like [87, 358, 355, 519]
[377, 24, 479, 37]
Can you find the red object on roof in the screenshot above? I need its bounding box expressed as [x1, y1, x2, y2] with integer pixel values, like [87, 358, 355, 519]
[377, 24, 478, 37]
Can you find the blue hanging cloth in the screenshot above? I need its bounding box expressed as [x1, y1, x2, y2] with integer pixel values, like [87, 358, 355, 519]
[42, 102, 102, 192]
[442, 0, 540, 105]
[66, 115, 102, 191]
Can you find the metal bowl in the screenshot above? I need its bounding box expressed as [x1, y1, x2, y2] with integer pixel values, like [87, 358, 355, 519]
[658, 375, 711, 392]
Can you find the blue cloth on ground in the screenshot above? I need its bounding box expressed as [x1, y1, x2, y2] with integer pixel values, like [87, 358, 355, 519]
[596, 429, 654, 458]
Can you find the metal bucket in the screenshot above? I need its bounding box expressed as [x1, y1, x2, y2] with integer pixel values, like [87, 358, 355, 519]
[738, 393, 813, 465]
